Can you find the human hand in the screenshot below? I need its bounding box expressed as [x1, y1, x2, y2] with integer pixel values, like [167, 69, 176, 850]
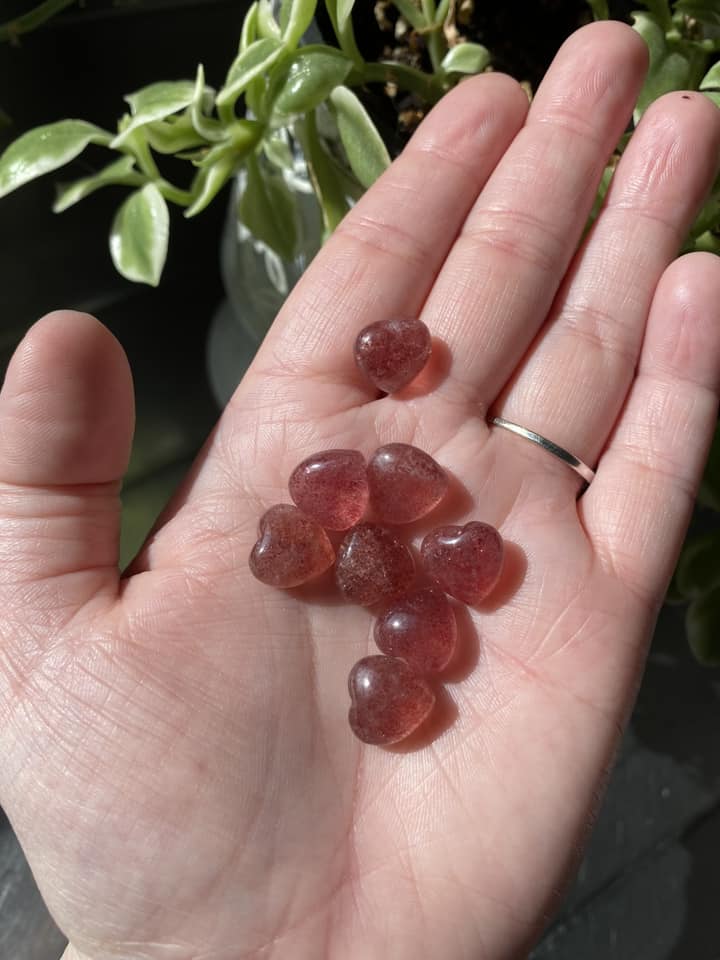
[2, 21, 719, 960]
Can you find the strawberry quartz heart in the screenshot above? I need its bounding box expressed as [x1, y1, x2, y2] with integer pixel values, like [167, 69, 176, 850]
[335, 523, 415, 605]
[348, 655, 435, 745]
[353, 317, 432, 393]
[375, 587, 457, 674]
[421, 521, 504, 604]
[249, 504, 335, 587]
[367, 443, 448, 523]
[289, 449, 369, 530]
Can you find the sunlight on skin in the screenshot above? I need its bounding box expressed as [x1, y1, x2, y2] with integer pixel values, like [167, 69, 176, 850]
[1, 20, 720, 960]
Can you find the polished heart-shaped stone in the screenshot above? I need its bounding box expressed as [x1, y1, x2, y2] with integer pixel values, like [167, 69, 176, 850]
[354, 317, 432, 393]
[249, 504, 335, 588]
[289, 449, 369, 530]
[335, 523, 415, 605]
[348, 655, 435, 745]
[367, 443, 448, 523]
[421, 521, 504, 604]
[375, 587, 457, 674]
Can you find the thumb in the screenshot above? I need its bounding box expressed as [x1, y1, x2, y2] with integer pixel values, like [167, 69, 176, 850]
[0, 310, 134, 624]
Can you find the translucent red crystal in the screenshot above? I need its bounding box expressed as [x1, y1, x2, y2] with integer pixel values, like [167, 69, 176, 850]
[354, 317, 432, 393]
[335, 523, 415, 605]
[289, 449, 369, 530]
[348, 655, 435, 745]
[374, 587, 457, 674]
[367, 443, 448, 523]
[249, 504, 335, 588]
[421, 521, 504, 604]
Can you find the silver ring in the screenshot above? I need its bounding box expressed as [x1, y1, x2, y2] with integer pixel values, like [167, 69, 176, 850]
[490, 416, 595, 486]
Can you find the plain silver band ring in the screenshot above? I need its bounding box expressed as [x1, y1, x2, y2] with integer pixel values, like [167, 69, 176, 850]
[490, 416, 596, 486]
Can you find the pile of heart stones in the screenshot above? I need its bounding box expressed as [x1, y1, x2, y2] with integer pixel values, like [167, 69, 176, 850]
[249, 317, 505, 746]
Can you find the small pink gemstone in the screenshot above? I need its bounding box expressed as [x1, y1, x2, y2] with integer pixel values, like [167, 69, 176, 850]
[354, 317, 432, 393]
[421, 521, 504, 604]
[348, 655, 435, 745]
[375, 587, 457, 673]
[289, 449, 369, 530]
[249, 504, 335, 588]
[367, 443, 448, 523]
[335, 523, 415, 605]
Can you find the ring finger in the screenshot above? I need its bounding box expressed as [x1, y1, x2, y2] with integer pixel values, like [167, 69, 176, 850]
[421, 21, 648, 405]
[490, 90, 720, 491]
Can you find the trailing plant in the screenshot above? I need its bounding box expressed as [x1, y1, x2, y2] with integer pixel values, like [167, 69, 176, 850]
[0, 0, 490, 285]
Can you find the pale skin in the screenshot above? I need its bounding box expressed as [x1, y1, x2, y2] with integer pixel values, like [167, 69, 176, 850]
[0, 20, 719, 960]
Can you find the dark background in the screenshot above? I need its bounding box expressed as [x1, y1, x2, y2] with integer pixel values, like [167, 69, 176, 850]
[1, 2, 719, 958]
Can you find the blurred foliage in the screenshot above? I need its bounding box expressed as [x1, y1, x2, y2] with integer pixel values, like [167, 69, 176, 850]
[0, 0, 489, 284]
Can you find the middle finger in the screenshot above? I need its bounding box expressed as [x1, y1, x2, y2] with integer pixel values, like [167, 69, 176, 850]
[421, 21, 648, 404]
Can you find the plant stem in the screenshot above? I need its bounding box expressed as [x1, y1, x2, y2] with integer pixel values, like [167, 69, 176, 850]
[425, 20, 445, 72]
[354, 61, 446, 103]
[125, 135, 191, 205]
[435, 0, 450, 22]
[130, 135, 161, 181]
[393, 0, 426, 31]
[0, 0, 77, 41]
[398, 0, 445, 73]
[325, 0, 363, 66]
[156, 179, 193, 206]
[217, 101, 236, 126]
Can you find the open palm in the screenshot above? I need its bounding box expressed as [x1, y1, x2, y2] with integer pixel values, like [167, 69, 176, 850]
[2, 22, 719, 960]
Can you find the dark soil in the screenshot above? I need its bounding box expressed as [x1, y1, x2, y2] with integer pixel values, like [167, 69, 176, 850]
[357, 0, 594, 90]
[317, 0, 639, 146]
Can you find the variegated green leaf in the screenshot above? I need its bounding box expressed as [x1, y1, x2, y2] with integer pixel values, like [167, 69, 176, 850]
[53, 156, 139, 213]
[336, 0, 355, 31]
[283, 0, 317, 47]
[0, 120, 111, 198]
[217, 38, 285, 107]
[264, 131, 295, 170]
[257, 0, 282, 39]
[112, 81, 196, 146]
[238, 153, 298, 260]
[440, 42, 490, 74]
[299, 111, 349, 233]
[145, 115, 206, 154]
[185, 154, 235, 217]
[109, 183, 169, 286]
[190, 64, 225, 142]
[240, 2, 260, 51]
[632, 13, 693, 121]
[329, 85, 390, 189]
[273, 49, 352, 117]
